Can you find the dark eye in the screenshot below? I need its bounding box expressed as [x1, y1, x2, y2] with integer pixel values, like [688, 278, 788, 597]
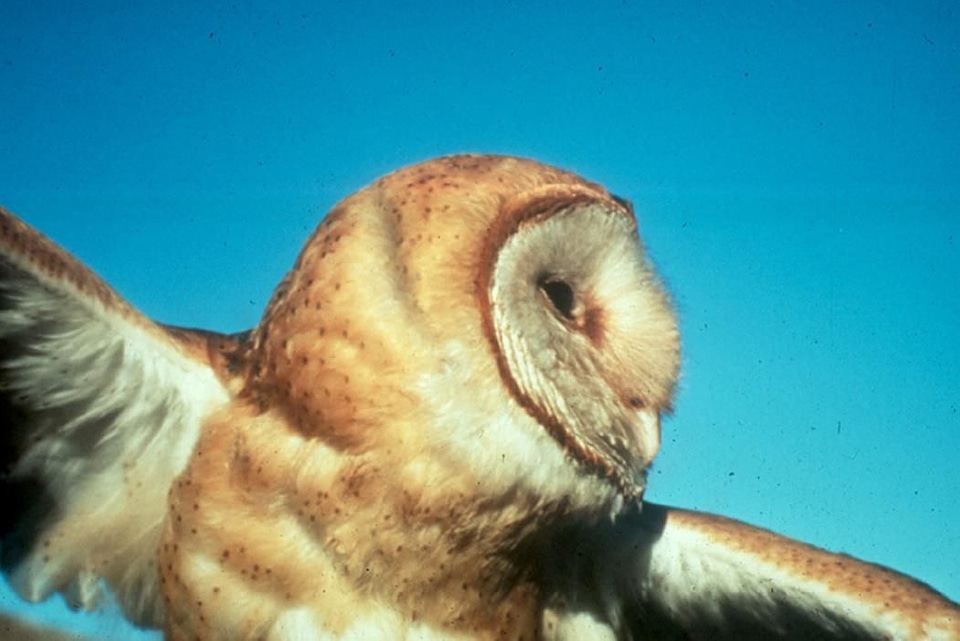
[539, 278, 576, 320]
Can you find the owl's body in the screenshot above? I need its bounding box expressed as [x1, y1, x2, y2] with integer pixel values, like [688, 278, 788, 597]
[1, 155, 957, 640]
[160, 157, 674, 639]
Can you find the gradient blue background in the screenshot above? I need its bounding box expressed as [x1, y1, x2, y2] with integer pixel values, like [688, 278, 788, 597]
[2, 1, 958, 638]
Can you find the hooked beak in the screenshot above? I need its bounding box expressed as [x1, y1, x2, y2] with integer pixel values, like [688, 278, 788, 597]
[633, 407, 662, 469]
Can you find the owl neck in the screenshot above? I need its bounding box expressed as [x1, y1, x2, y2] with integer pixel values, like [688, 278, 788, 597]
[166, 407, 611, 639]
[285, 445, 587, 637]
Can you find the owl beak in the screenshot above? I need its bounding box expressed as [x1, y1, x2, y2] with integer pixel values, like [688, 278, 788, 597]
[633, 408, 662, 468]
[608, 407, 661, 506]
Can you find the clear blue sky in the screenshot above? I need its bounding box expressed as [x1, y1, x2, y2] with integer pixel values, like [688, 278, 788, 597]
[1, 1, 958, 638]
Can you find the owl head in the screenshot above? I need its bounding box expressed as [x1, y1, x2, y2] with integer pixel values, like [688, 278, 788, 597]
[247, 155, 679, 515]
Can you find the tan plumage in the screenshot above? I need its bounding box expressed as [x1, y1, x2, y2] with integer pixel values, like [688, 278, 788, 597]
[1, 155, 957, 640]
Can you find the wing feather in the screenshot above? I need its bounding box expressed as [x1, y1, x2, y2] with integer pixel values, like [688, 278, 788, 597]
[0, 208, 238, 628]
[547, 503, 960, 640]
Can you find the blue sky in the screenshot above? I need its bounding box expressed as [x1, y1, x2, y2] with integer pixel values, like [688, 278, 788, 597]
[1, 1, 958, 637]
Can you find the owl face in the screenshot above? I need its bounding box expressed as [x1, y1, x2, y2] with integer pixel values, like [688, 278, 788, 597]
[250, 155, 679, 515]
[481, 184, 679, 500]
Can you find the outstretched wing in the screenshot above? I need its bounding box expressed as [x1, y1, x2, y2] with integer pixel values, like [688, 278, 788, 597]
[0, 208, 239, 628]
[546, 503, 960, 640]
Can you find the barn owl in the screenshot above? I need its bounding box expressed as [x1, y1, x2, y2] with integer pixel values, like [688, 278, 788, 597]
[1, 155, 957, 640]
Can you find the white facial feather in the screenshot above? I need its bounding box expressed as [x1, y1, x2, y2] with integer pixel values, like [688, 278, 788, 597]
[486, 202, 678, 496]
[415, 339, 617, 513]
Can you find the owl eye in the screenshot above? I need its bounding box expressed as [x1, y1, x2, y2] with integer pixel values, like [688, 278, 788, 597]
[539, 277, 576, 321]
